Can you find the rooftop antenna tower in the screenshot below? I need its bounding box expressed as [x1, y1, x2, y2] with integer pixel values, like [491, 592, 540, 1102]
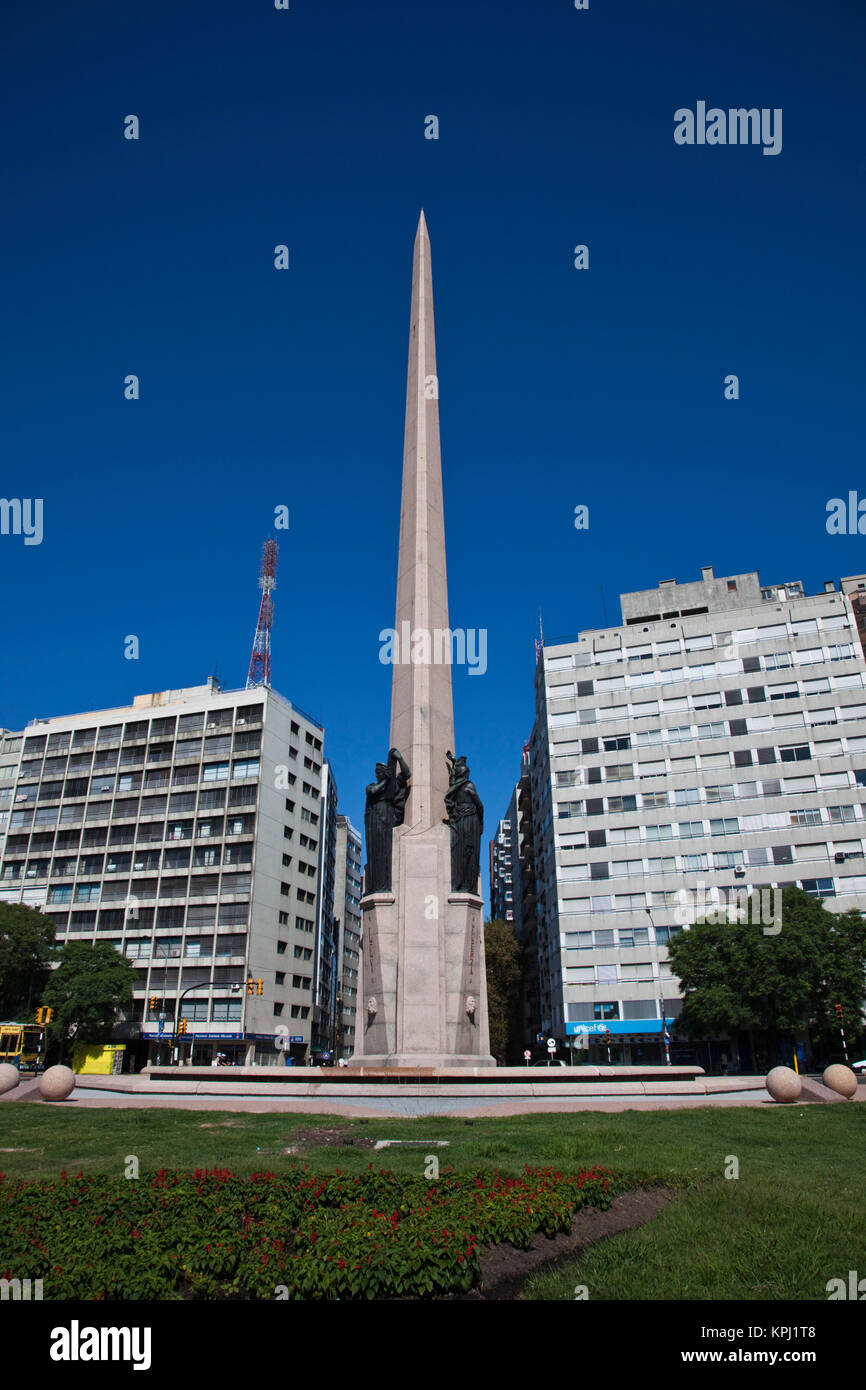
[535, 607, 544, 665]
[246, 539, 277, 689]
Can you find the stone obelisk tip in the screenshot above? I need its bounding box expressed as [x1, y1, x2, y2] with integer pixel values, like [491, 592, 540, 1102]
[389, 203, 454, 830]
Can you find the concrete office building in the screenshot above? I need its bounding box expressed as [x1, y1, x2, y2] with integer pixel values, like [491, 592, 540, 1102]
[530, 567, 866, 1068]
[333, 815, 362, 1059]
[0, 679, 332, 1067]
[489, 812, 515, 924]
[310, 762, 339, 1060]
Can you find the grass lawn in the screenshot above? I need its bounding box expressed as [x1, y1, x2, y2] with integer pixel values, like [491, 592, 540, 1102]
[1, 1104, 863, 1299]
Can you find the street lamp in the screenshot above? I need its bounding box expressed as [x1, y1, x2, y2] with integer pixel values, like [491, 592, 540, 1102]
[173, 978, 243, 1065]
[646, 909, 672, 1067]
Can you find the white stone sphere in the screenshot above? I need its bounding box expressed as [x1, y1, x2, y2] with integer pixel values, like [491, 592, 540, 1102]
[0, 1063, 20, 1094]
[822, 1064, 858, 1099]
[39, 1065, 75, 1101]
[766, 1066, 802, 1103]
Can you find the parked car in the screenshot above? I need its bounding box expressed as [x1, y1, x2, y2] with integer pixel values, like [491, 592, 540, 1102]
[531, 1058, 568, 1067]
[851, 1059, 866, 1073]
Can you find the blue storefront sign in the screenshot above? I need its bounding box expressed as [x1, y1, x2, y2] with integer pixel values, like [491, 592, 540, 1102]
[566, 1019, 673, 1036]
[141, 1031, 244, 1041]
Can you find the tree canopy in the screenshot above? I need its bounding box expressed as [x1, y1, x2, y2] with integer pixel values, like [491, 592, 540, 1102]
[667, 886, 866, 1049]
[0, 902, 55, 1018]
[41, 941, 136, 1046]
[484, 919, 522, 1065]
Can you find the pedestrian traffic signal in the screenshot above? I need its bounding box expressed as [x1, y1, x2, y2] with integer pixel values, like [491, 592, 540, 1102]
[256, 978, 263, 995]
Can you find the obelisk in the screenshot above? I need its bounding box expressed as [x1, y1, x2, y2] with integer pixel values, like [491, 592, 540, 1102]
[351, 212, 495, 1069]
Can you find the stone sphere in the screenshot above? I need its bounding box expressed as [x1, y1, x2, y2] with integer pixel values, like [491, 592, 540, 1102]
[822, 1064, 858, 1099]
[39, 1065, 75, 1101]
[0, 1063, 20, 1095]
[766, 1066, 802, 1103]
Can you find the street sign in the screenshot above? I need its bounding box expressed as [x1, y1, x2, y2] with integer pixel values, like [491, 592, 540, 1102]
[157, 1020, 164, 1036]
[289, 1035, 304, 1044]
[523, 1050, 531, 1061]
[547, 1037, 556, 1052]
[321, 1050, 330, 1062]
[536, 1033, 545, 1044]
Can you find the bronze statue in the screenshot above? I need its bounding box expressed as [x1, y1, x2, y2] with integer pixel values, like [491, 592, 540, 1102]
[443, 750, 483, 893]
[364, 747, 411, 893]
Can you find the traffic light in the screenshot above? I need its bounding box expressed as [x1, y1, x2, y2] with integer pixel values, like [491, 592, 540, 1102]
[35, 1006, 53, 1025]
[835, 1003, 844, 1018]
[247, 976, 255, 995]
[149, 995, 157, 1011]
[178, 1019, 188, 1035]
[256, 978, 263, 996]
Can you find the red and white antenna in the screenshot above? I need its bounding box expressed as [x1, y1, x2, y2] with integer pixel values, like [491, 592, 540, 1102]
[246, 539, 277, 688]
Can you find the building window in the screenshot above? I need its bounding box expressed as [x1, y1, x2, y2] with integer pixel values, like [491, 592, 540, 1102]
[593, 1002, 620, 1020]
[780, 744, 811, 763]
[683, 853, 709, 871]
[212, 1000, 242, 1022]
[801, 878, 835, 897]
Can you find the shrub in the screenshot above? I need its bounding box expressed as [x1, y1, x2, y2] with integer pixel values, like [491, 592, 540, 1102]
[0, 1164, 616, 1300]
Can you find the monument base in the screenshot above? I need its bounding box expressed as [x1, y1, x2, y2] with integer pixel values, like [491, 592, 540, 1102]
[349, 1054, 497, 1070]
[350, 825, 496, 1068]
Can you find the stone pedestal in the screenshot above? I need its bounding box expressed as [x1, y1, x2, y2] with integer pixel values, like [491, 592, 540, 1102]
[351, 823, 495, 1067]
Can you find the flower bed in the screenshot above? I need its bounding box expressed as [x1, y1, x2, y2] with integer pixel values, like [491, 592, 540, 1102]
[0, 1164, 615, 1300]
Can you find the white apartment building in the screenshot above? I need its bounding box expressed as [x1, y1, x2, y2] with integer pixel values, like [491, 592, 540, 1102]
[530, 567, 866, 1067]
[333, 815, 362, 1059]
[489, 813, 515, 924]
[0, 679, 332, 1067]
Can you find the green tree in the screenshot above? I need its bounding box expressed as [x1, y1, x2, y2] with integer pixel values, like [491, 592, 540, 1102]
[42, 942, 135, 1050]
[484, 919, 522, 1065]
[0, 902, 55, 1017]
[667, 885, 866, 1061]
[811, 904, 866, 1057]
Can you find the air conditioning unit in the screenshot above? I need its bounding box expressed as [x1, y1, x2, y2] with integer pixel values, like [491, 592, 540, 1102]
[834, 852, 846, 863]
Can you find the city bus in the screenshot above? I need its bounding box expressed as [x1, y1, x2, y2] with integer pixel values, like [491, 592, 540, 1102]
[0, 1023, 46, 1073]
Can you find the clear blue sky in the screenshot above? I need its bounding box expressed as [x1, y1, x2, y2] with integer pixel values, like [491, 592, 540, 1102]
[2, 0, 864, 906]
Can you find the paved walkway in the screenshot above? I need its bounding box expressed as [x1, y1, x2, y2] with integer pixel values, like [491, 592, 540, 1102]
[5, 1071, 862, 1118]
[15, 1083, 861, 1118]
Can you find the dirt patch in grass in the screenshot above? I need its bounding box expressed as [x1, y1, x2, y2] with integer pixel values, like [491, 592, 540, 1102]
[454, 1187, 675, 1300]
[282, 1125, 378, 1154]
[196, 1121, 250, 1129]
